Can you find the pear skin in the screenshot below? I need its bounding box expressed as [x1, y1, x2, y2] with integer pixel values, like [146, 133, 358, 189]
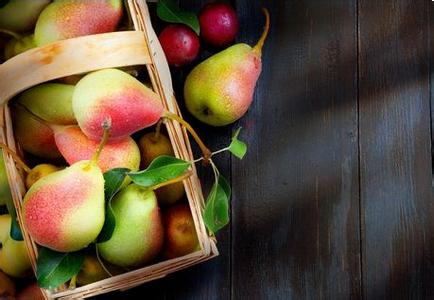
[17, 83, 76, 125]
[4, 35, 36, 60]
[0, 0, 50, 32]
[0, 271, 15, 299]
[77, 254, 109, 286]
[34, 0, 123, 46]
[162, 204, 199, 259]
[13, 106, 61, 159]
[97, 184, 164, 267]
[16, 282, 44, 300]
[22, 160, 105, 252]
[0, 215, 32, 278]
[54, 125, 140, 173]
[184, 9, 270, 126]
[73, 69, 163, 142]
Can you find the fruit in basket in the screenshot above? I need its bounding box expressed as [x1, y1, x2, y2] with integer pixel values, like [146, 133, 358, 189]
[4, 35, 36, 60]
[184, 8, 270, 126]
[22, 159, 105, 252]
[16, 282, 44, 300]
[138, 132, 185, 205]
[77, 254, 109, 286]
[159, 24, 200, 67]
[34, 0, 123, 46]
[199, 2, 239, 47]
[98, 184, 164, 267]
[26, 164, 61, 189]
[12, 106, 62, 159]
[54, 125, 140, 173]
[18, 83, 76, 125]
[73, 68, 163, 142]
[162, 204, 199, 259]
[0, 152, 13, 207]
[0, 214, 31, 277]
[0, 270, 15, 299]
[0, 0, 50, 32]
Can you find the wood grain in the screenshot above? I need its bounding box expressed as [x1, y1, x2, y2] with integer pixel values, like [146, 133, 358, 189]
[231, 0, 360, 299]
[359, 0, 434, 298]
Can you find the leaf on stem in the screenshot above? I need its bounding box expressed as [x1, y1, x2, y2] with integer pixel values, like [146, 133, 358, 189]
[157, 0, 200, 35]
[203, 175, 231, 234]
[36, 247, 85, 289]
[128, 155, 191, 188]
[228, 127, 247, 159]
[97, 168, 130, 243]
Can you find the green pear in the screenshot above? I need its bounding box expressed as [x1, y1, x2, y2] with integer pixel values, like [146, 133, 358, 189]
[0, 0, 50, 32]
[77, 254, 109, 286]
[0, 215, 31, 278]
[17, 83, 76, 125]
[0, 152, 13, 207]
[138, 132, 185, 205]
[4, 34, 36, 60]
[184, 9, 270, 126]
[97, 184, 164, 267]
[34, 0, 123, 46]
[22, 160, 105, 252]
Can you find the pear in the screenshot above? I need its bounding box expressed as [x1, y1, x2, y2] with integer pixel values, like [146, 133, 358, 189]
[77, 254, 109, 286]
[184, 9, 270, 126]
[0, 0, 50, 32]
[97, 184, 164, 267]
[0, 215, 31, 278]
[25, 164, 61, 189]
[34, 0, 123, 46]
[0, 270, 15, 299]
[22, 159, 105, 252]
[4, 35, 36, 60]
[54, 125, 140, 174]
[138, 132, 185, 205]
[16, 282, 45, 300]
[162, 204, 199, 259]
[17, 83, 76, 125]
[0, 152, 13, 207]
[12, 106, 62, 159]
[73, 69, 164, 142]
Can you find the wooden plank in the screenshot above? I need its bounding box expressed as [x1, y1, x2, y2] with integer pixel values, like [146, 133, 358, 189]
[358, 0, 434, 298]
[231, 1, 360, 299]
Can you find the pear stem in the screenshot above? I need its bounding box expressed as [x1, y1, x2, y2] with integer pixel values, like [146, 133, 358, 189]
[69, 275, 77, 289]
[0, 28, 22, 40]
[90, 120, 111, 165]
[163, 112, 212, 163]
[0, 143, 31, 173]
[253, 8, 270, 56]
[151, 171, 192, 191]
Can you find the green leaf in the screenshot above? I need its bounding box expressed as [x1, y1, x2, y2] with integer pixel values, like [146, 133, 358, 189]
[36, 247, 85, 289]
[228, 127, 247, 159]
[97, 168, 129, 243]
[0, 0, 10, 9]
[203, 175, 231, 234]
[157, 0, 200, 35]
[128, 155, 191, 188]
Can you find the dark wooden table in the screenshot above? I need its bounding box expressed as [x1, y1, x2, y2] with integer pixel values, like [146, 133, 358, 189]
[101, 0, 434, 298]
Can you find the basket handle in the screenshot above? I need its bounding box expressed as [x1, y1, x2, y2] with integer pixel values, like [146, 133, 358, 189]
[0, 30, 151, 105]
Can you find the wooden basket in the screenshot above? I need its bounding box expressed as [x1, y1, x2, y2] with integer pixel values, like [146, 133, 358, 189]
[0, 1, 218, 299]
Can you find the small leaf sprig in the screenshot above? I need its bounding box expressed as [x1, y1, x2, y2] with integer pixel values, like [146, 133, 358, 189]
[156, 0, 200, 35]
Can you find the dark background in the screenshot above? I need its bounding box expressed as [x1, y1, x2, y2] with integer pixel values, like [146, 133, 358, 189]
[103, 0, 434, 299]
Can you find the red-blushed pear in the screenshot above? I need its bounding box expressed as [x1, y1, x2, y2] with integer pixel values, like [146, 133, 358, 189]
[184, 8, 270, 126]
[0, 270, 15, 299]
[16, 282, 45, 300]
[22, 124, 111, 253]
[34, 0, 123, 46]
[73, 69, 164, 142]
[54, 125, 140, 173]
[97, 184, 164, 267]
[162, 204, 199, 259]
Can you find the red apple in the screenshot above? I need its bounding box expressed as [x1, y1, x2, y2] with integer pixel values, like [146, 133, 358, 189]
[199, 2, 239, 47]
[159, 24, 200, 67]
